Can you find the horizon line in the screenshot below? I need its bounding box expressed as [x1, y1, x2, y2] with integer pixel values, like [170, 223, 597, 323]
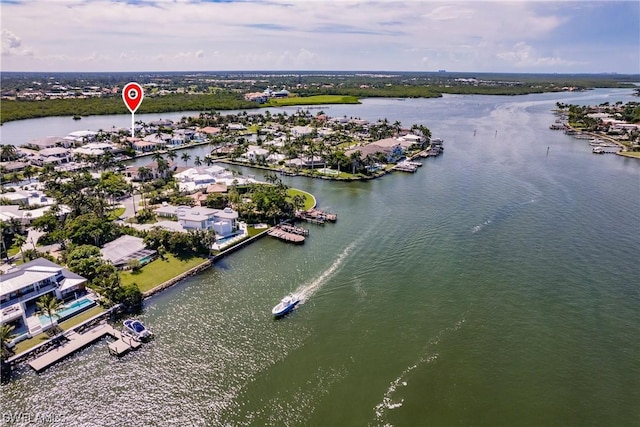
[2, 70, 639, 76]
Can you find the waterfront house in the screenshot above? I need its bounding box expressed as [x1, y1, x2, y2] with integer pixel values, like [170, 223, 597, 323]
[0, 258, 88, 336]
[398, 133, 426, 147]
[149, 119, 174, 129]
[22, 137, 64, 151]
[285, 156, 325, 169]
[63, 130, 98, 146]
[171, 129, 195, 146]
[345, 138, 408, 163]
[196, 126, 221, 136]
[154, 205, 238, 237]
[142, 133, 171, 148]
[100, 235, 157, 269]
[30, 147, 72, 166]
[72, 142, 118, 157]
[243, 145, 270, 162]
[132, 140, 162, 153]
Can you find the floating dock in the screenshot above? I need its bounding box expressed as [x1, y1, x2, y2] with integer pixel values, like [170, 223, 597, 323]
[267, 226, 305, 244]
[295, 209, 337, 224]
[393, 162, 418, 172]
[279, 224, 309, 236]
[28, 323, 142, 372]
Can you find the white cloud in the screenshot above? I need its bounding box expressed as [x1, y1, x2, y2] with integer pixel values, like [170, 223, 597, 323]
[496, 41, 580, 69]
[0, 1, 636, 73]
[423, 5, 475, 21]
[1, 29, 33, 57]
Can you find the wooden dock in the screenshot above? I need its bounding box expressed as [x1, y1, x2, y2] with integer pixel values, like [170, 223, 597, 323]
[279, 224, 309, 236]
[295, 209, 337, 224]
[28, 323, 142, 372]
[393, 163, 418, 172]
[267, 226, 305, 244]
[108, 332, 142, 356]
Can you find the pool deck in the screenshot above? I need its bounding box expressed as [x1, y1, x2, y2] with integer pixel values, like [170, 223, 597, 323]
[28, 322, 141, 372]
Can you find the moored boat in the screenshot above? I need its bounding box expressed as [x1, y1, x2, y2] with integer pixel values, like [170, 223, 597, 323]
[272, 294, 300, 317]
[123, 319, 152, 340]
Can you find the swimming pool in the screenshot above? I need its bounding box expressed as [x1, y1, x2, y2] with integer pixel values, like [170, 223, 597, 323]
[216, 235, 236, 246]
[39, 296, 96, 326]
[139, 255, 153, 265]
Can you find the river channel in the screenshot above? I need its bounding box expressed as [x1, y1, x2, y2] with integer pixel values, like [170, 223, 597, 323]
[1, 89, 639, 426]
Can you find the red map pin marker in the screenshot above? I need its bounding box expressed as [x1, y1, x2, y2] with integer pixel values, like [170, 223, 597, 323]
[122, 82, 144, 113]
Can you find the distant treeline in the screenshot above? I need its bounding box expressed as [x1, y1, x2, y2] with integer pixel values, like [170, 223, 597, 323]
[0, 93, 258, 124]
[2, 75, 637, 124]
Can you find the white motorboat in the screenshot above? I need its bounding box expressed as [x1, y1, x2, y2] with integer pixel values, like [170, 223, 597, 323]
[272, 294, 300, 317]
[123, 319, 152, 340]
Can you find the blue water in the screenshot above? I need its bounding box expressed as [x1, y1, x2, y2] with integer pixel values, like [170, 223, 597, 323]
[39, 297, 96, 326]
[2, 88, 639, 427]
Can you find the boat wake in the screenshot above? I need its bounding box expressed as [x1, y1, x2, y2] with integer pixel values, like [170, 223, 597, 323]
[372, 317, 466, 426]
[295, 239, 359, 303]
[472, 198, 537, 234]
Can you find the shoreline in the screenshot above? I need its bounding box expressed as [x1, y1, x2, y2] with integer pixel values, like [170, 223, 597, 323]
[2, 190, 319, 372]
[563, 123, 640, 160]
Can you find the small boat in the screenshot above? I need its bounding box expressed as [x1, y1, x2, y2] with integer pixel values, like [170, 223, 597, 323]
[272, 294, 300, 317]
[123, 319, 152, 340]
[592, 146, 605, 154]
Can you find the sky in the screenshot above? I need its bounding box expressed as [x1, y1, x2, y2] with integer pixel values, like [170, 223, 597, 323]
[1, 0, 639, 74]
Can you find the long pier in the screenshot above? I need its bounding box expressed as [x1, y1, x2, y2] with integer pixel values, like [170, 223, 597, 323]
[28, 323, 142, 372]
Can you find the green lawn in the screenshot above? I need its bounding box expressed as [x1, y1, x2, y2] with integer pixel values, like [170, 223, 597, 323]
[286, 188, 316, 210]
[246, 225, 267, 238]
[120, 253, 209, 293]
[7, 244, 20, 257]
[107, 207, 126, 221]
[619, 151, 640, 158]
[12, 332, 50, 355]
[264, 95, 360, 107]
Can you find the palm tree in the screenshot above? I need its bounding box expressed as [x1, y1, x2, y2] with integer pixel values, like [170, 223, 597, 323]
[36, 294, 63, 334]
[8, 173, 19, 185]
[0, 324, 16, 361]
[137, 166, 151, 182]
[349, 150, 362, 175]
[22, 164, 34, 182]
[151, 150, 164, 164]
[393, 120, 402, 136]
[13, 233, 26, 260]
[167, 150, 178, 164]
[156, 158, 169, 178]
[181, 152, 191, 167]
[194, 155, 202, 167]
[0, 145, 18, 162]
[100, 150, 115, 171]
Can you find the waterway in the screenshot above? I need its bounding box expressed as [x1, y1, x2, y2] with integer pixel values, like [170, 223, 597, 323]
[1, 89, 639, 426]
